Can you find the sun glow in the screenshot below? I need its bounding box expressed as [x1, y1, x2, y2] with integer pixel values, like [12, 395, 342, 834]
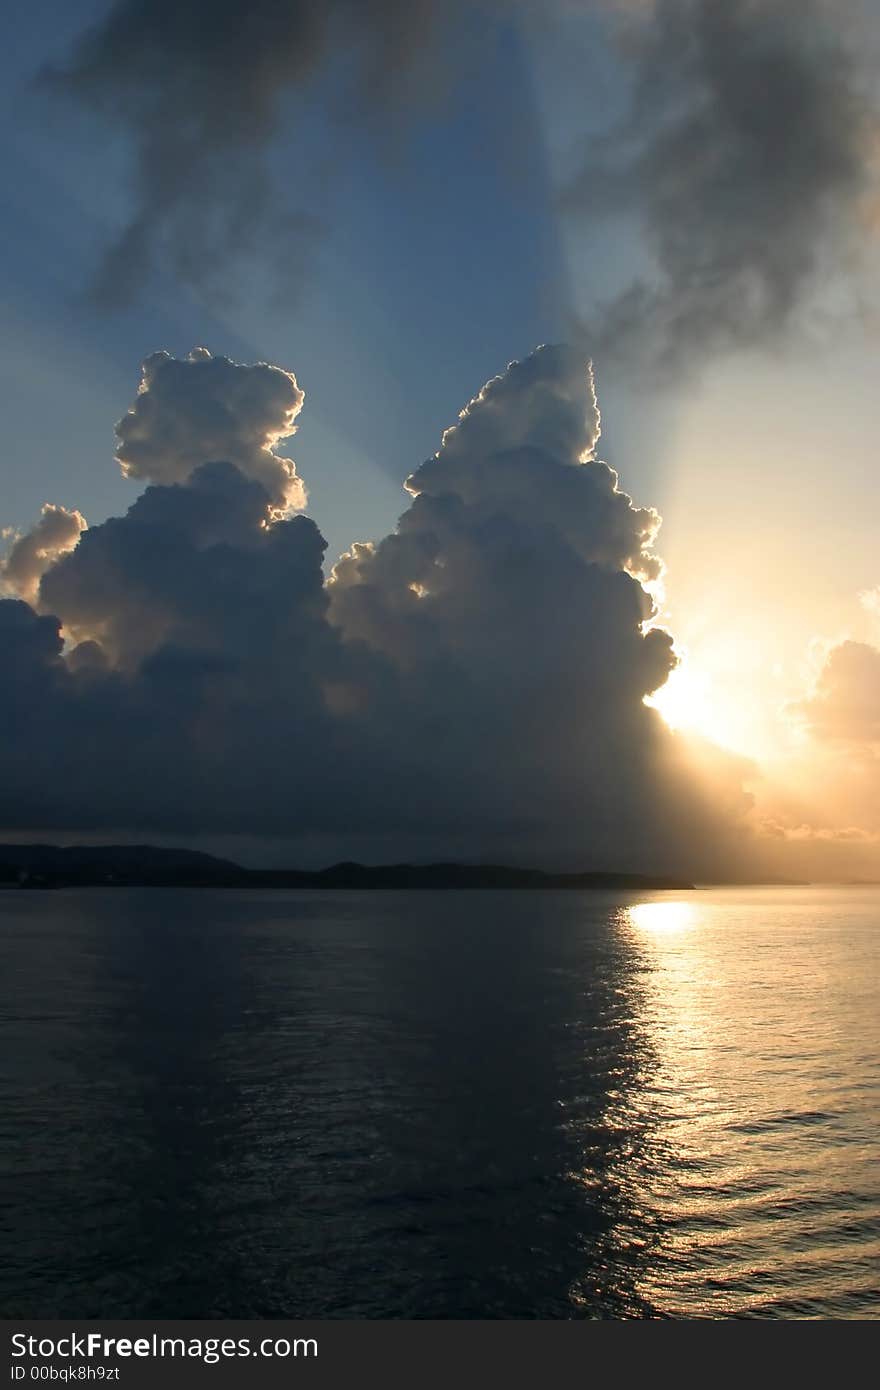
[646, 643, 784, 761]
[646, 656, 731, 746]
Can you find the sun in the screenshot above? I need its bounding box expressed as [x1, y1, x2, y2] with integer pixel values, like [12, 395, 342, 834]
[646, 657, 722, 742]
[644, 649, 762, 755]
[645, 647, 777, 760]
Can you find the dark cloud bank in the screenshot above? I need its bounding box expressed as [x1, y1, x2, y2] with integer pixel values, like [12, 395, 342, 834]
[0, 345, 755, 874]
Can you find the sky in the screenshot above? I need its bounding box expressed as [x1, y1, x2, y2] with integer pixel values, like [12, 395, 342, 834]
[2, 0, 880, 877]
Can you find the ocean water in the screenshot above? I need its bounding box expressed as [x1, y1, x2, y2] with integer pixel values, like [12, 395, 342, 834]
[0, 885, 878, 1320]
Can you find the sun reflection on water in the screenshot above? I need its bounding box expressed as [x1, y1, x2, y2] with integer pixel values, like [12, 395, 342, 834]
[565, 890, 880, 1317]
[627, 899, 695, 935]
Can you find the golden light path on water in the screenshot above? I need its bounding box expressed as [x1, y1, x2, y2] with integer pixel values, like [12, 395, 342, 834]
[568, 889, 880, 1318]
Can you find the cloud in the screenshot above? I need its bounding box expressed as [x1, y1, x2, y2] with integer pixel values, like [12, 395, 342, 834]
[793, 639, 880, 743]
[38, 462, 324, 668]
[406, 346, 662, 585]
[569, 0, 878, 371]
[0, 342, 758, 873]
[44, 0, 467, 304]
[1, 503, 87, 604]
[745, 634, 880, 875]
[329, 345, 665, 662]
[42, 0, 878, 365]
[114, 347, 306, 511]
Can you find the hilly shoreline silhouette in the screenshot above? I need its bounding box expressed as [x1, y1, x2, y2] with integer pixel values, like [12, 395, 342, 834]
[0, 845, 694, 892]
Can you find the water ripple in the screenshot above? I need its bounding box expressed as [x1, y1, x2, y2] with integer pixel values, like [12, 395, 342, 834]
[0, 884, 878, 1318]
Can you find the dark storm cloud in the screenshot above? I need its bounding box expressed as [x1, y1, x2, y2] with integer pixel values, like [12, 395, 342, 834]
[45, 0, 466, 303]
[570, 0, 877, 370]
[0, 344, 752, 873]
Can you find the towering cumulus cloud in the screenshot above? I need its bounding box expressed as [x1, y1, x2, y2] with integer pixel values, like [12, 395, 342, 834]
[0, 345, 749, 872]
[114, 347, 306, 511]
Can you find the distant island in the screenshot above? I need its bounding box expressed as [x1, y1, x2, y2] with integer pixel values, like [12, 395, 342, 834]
[0, 844, 694, 892]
